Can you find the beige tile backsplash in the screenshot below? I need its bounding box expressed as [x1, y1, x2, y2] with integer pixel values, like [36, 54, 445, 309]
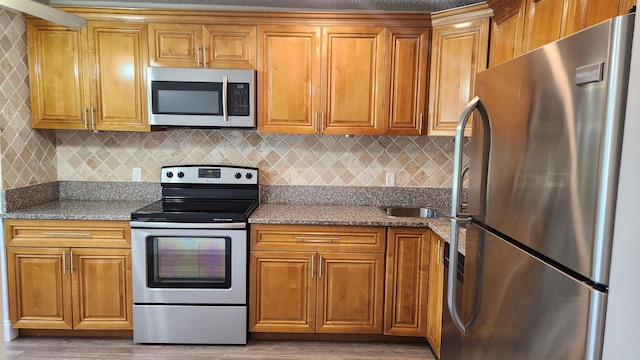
[0, 8, 468, 191]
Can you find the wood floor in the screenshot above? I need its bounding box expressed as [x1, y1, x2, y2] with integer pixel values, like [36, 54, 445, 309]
[4, 337, 436, 359]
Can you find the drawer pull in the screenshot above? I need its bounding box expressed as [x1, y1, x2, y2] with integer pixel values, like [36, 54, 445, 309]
[43, 232, 91, 237]
[294, 236, 340, 242]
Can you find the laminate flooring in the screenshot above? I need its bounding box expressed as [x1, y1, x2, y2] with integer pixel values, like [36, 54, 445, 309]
[4, 338, 436, 360]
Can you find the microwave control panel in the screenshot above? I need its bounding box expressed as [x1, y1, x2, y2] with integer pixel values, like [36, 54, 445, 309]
[228, 83, 250, 116]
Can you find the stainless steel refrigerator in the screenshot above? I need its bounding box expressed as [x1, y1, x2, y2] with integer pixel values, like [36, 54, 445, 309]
[446, 13, 635, 360]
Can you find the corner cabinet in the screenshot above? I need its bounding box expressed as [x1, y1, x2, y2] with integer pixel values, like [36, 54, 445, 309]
[249, 224, 386, 334]
[427, 17, 489, 136]
[4, 219, 133, 330]
[384, 227, 430, 337]
[27, 19, 149, 131]
[257, 25, 386, 135]
[148, 23, 256, 69]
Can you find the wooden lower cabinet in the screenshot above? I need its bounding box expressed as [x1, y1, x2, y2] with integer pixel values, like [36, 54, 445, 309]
[4, 219, 133, 331]
[384, 227, 430, 337]
[249, 224, 385, 334]
[426, 232, 446, 358]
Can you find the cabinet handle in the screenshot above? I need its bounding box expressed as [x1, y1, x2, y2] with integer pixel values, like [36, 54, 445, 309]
[196, 45, 200, 67]
[44, 232, 91, 237]
[83, 107, 88, 129]
[419, 113, 424, 134]
[90, 106, 96, 130]
[203, 46, 208, 67]
[321, 112, 325, 133]
[294, 236, 340, 242]
[437, 240, 441, 265]
[70, 250, 74, 274]
[311, 255, 315, 278]
[62, 251, 67, 274]
[319, 255, 323, 278]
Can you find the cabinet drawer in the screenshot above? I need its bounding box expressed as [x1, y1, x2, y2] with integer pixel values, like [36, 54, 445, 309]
[250, 224, 385, 252]
[4, 219, 130, 248]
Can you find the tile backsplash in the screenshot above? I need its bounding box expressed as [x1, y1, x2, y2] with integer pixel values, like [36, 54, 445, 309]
[55, 129, 469, 187]
[0, 8, 468, 191]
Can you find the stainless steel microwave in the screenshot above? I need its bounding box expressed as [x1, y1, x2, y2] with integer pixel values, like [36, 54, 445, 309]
[147, 67, 255, 129]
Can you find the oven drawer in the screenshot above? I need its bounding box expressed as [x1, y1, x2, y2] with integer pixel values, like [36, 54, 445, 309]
[250, 224, 385, 252]
[4, 219, 131, 247]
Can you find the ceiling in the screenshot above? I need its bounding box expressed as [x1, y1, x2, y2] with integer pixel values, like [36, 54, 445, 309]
[44, 0, 486, 13]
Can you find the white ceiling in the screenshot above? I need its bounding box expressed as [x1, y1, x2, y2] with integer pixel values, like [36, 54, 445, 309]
[44, 0, 485, 13]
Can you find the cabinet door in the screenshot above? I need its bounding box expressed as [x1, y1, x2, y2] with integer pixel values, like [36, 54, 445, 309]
[427, 18, 489, 136]
[522, 0, 570, 52]
[257, 25, 321, 133]
[317, 252, 385, 334]
[88, 22, 149, 131]
[204, 25, 256, 69]
[426, 233, 446, 358]
[148, 23, 204, 68]
[26, 19, 90, 130]
[321, 26, 386, 135]
[71, 248, 133, 330]
[385, 28, 429, 135]
[6, 247, 72, 329]
[249, 251, 316, 333]
[489, 0, 527, 67]
[384, 228, 430, 337]
[565, 0, 636, 36]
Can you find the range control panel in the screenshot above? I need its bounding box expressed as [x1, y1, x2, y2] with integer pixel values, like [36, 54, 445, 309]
[161, 165, 258, 185]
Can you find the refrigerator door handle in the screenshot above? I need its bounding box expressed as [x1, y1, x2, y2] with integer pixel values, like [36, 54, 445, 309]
[448, 218, 470, 334]
[450, 96, 490, 219]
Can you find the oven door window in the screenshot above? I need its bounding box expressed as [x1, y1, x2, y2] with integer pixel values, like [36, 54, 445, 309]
[146, 236, 231, 289]
[151, 81, 223, 115]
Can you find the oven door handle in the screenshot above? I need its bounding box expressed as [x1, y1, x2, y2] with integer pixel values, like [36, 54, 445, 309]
[130, 221, 247, 229]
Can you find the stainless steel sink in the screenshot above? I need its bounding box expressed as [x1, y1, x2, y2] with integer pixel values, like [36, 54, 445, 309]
[380, 206, 443, 218]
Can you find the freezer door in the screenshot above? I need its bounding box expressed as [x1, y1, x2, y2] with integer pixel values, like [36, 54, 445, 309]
[471, 14, 634, 284]
[458, 224, 607, 360]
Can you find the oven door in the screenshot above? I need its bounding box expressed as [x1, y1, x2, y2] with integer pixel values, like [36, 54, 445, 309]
[131, 222, 247, 305]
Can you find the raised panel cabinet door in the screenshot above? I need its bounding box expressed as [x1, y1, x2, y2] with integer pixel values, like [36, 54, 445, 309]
[316, 252, 385, 334]
[385, 28, 429, 135]
[322, 26, 386, 135]
[71, 248, 133, 330]
[257, 25, 321, 133]
[148, 23, 204, 68]
[6, 247, 72, 329]
[427, 18, 489, 136]
[88, 22, 149, 131]
[489, 0, 527, 67]
[384, 228, 430, 337]
[204, 25, 257, 69]
[426, 233, 446, 358]
[249, 251, 316, 333]
[26, 19, 90, 130]
[522, 0, 569, 52]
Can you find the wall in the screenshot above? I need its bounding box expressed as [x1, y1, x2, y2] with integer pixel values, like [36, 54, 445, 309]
[0, 9, 57, 192]
[601, 11, 640, 360]
[55, 130, 467, 187]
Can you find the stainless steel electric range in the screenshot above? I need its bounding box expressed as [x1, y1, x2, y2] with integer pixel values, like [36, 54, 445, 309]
[130, 165, 258, 344]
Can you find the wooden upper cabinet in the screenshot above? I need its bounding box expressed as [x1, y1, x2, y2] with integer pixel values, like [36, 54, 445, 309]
[27, 19, 149, 131]
[89, 22, 149, 131]
[148, 23, 256, 69]
[257, 25, 386, 135]
[427, 18, 489, 136]
[385, 28, 430, 135]
[489, 0, 527, 67]
[321, 26, 386, 135]
[564, 0, 637, 35]
[522, 0, 570, 52]
[27, 20, 90, 130]
[257, 25, 321, 134]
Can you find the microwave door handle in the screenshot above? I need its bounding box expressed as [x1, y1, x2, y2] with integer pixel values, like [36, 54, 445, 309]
[223, 75, 229, 122]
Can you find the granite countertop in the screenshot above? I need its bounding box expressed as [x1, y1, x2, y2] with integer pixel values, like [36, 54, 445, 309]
[2, 200, 150, 221]
[249, 204, 465, 253]
[2, 200, 465, 254]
